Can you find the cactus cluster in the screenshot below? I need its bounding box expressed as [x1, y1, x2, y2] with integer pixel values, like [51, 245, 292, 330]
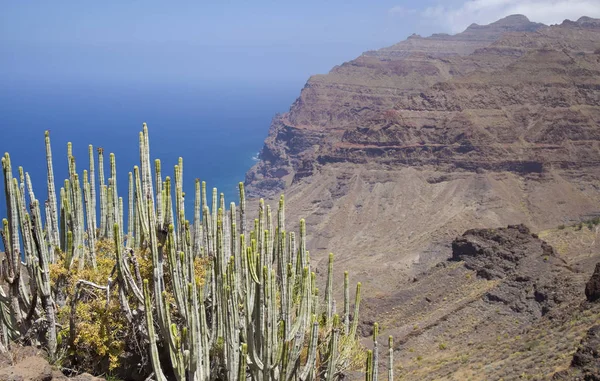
[363, 323, 395, 381]
[0, 124, 383, 380]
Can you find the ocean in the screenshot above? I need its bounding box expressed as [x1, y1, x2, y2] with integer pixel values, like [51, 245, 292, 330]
[0, 80, 297, 247]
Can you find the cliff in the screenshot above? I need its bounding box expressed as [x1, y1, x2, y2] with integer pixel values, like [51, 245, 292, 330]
[247, 15, 600, 194]
[244, 14, 600, 379]
[246, 15, 600, 292]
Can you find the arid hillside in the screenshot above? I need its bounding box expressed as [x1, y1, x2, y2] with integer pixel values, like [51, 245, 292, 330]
[246, 15, 600, 292]
[246, 14, 600, 380]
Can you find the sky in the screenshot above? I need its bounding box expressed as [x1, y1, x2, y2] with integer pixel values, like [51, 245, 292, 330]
[1, 1, 600, 88]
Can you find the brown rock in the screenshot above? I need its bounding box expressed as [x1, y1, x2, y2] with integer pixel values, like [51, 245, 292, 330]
[572, 325, 600, 380]
[0, 345, 105, 381]
[69, 374, 104, 381]
[555, 325, 600, 380]
[0, 356, 52, 381]
[451, 224, 575, 319]
[586, 263, 600, 302]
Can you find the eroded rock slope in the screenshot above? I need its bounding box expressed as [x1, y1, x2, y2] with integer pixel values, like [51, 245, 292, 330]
[246, 16, 600, 298]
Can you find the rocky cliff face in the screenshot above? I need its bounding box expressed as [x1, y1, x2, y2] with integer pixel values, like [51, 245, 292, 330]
[247, 16, 600, 196]
[245, 14, 600, 380]
[246, 16, 600, 295]
[246, 15, 545, 194]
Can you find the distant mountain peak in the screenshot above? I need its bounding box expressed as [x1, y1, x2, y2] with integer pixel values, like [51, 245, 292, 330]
[576, 16, 600, 25]
[577, 16, 597, 23]
[558, 16, 600, 28]
[363, 14, 545, 61]
[457, 14, 545, 40]
[464, 14, 541, 33]
[494, 14, 531, 25]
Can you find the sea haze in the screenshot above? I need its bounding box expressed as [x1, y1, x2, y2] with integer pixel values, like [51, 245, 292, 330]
[0, 80, 297, 244]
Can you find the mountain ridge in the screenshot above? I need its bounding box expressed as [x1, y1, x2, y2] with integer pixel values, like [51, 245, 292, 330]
[245, 15, 600, 379]
[246, 15, 600, 200]
[244, 15, 600, 286]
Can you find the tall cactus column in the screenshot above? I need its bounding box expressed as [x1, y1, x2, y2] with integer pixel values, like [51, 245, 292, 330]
[88, 145, 97, 242]
[45, 131, 60, 259]
[1, 154, 24, 330]
[98, 147, 107, 238]
[30, 199, 57, 360]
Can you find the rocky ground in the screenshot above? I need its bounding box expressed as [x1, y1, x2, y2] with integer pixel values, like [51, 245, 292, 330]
[0, 345, 103, 381]
[355, 223, 600, 380]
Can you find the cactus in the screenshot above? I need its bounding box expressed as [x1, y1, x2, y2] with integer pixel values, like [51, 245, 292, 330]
[88, 145, 97, 243]
[82, 170, 97, 268]
[388, 336, 393, 381]
[373, 323, 379, 381]
[1, 154, 24, 330]
[365, 350, 373, 381]
[98, 147, 106, 237]
[127, 172, 134, 248]
[30, 199, 57, 360]
[45, 131, 60, 256]
[0, 125, 367, 380]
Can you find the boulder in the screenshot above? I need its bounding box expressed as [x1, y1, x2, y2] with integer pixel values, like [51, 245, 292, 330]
[0, 356, 52, 381]
[451, 224, 575, 319]
[585, 263, 600, 302]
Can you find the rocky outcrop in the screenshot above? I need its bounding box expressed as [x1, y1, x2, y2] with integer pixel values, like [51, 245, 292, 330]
[570, 325, 600, 380]
[451, 224, 576, 319]
[553, 264, 600, 380]
[0, 345, 104, 381]
[451, 224, 555, 279]
[356, 223, 597, 379]
[586, 263, 600, 302]
[0, 356, 54, 381]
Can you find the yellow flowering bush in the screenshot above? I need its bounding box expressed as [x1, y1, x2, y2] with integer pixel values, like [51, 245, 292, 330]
[49, 238, 209, 375]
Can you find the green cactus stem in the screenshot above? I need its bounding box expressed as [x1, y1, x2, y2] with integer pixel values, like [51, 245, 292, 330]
[366, 350, 373, 381]
[82, 171, 96, 268]
[88, 145, 97, 242]
[98, 147, 106, 237]
[45, 131, 60, 254]
[388, 336, 393, 381]
[373, 322, 379, 381]
[143, 280, 168, 381]
[351, 282, 362, 339]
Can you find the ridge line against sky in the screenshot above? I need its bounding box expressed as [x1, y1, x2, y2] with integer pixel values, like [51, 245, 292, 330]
[390, 0, 600, 33]
[1, 1, 600, 87]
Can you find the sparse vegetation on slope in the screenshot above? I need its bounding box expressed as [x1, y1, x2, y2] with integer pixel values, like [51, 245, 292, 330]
[356, 224, 600, 380]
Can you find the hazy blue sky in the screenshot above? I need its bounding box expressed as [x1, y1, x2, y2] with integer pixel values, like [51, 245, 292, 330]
[2, 1, 599, 88]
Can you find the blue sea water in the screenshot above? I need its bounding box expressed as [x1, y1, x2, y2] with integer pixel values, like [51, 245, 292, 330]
[0, 80, 297, 246]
